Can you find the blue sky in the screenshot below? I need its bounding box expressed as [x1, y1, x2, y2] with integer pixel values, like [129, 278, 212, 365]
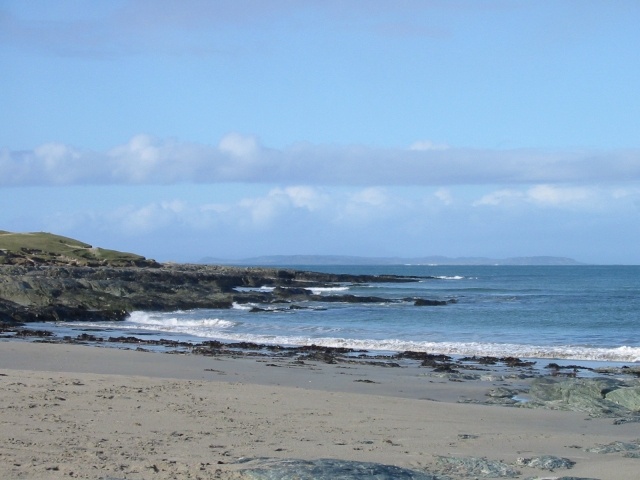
[1, 0, 639, 263]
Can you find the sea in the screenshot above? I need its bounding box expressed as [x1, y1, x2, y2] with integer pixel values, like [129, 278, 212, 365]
[33, 265, 640, 365]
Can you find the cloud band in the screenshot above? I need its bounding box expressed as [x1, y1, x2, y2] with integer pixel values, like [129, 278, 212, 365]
[1, 134, 639, 187]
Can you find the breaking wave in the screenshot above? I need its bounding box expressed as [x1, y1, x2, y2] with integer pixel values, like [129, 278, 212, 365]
[122, 312, 640, 363]
[188, 335, 640, 363]
[127, 311, 236, 331]
[307, 286, 350, 294]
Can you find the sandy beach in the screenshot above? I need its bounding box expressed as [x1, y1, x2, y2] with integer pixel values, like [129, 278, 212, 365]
[1, 341, 638, 479]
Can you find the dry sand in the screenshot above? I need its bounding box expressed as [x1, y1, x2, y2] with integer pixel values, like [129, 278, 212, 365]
[1, 341, 638, 479]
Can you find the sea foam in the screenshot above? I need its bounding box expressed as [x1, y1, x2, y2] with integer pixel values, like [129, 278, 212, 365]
[308, 286, 350, 294]
[128, 311, 236, 329]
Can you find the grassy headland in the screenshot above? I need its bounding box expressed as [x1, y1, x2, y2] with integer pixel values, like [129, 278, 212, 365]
[0, 231, 158, 267]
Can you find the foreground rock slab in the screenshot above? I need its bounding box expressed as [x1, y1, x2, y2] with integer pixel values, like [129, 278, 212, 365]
[233, 458, 442, 480]
[527, 377, 640, 423]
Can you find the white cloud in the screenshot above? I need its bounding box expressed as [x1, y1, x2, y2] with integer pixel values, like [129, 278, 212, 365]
[109, 200, 187, 234]
[526, 185, 591, 206]
[92, 186, 400, 235]
[32, 143, 97, 184]
[333, 187, 414, 226]
[1, 135, 640, 188]
[81, 185, 638, 241]
[611, 187, 640, 199]
[218, 133, 259, 158]
[473, 189, 524, 207]
[349, 187, 388, 207]
[473, 185, 598, 209]
[235, 186, 331, 228]
[409, 140, 449, 151]
[434, 188, 453, 205]
[238, 193, 288, 228]
[109, 134, 161, 183]
[276, 186, 328, 211]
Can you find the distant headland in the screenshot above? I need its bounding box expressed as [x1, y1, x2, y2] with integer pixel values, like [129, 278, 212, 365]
[0, 230, 583, 268]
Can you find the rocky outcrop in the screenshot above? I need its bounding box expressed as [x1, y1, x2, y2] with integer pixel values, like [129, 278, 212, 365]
[0, 231, 458, 324]
[0, 264, 448, 324]
[527, 377, 640, 421]
[0, 296, 128, 323]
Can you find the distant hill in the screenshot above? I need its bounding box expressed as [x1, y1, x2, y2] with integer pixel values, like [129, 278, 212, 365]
[0, 230, 583, 267]
[0, 231, 159, 267]
[200, 254, 584, 266]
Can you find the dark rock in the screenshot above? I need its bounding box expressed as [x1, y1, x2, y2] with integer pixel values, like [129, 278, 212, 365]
[461, 356, 535, 367]
[73, 333, 104, 342]
[501, 357, 535, 367]
[273, 286, 313, 297]
[397, 351, 452, 362]
[15, 328, 54, 337]
[301, 351, 338, 364]
[467, 356, 500, 365]
[413, 298, 453, 306]
[108, 336, 148, 344]
[594, 365, 640, 377]
[277, 270, 295, 280]
[317, 294, 395, 304]
[546, 363, 594, 376]
[364, 361, 401, 368]
[433, 363, 459, 373]
[226, 341, 268, 350]
[298, 344, 356, 354]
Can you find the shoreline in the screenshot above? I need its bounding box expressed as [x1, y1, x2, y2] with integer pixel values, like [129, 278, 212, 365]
[9, 315, 640, 368]
[7, 320, 640, 372]
[1, 339, 639, 479]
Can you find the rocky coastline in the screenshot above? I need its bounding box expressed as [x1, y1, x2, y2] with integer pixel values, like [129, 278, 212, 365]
[0, 262, 450, 326]
[0, 231, 455, 325]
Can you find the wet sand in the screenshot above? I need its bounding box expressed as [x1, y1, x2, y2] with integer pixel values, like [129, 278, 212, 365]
[0, 341, 638, 479]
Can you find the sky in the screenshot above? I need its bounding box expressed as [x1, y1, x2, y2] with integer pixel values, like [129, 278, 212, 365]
[1, 0, 639, 264]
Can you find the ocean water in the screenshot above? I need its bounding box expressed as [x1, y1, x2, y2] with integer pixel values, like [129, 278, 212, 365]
[50, 265, 640, 363]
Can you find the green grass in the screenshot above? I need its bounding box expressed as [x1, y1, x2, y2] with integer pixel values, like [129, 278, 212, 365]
[0, 231, 155, 266]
